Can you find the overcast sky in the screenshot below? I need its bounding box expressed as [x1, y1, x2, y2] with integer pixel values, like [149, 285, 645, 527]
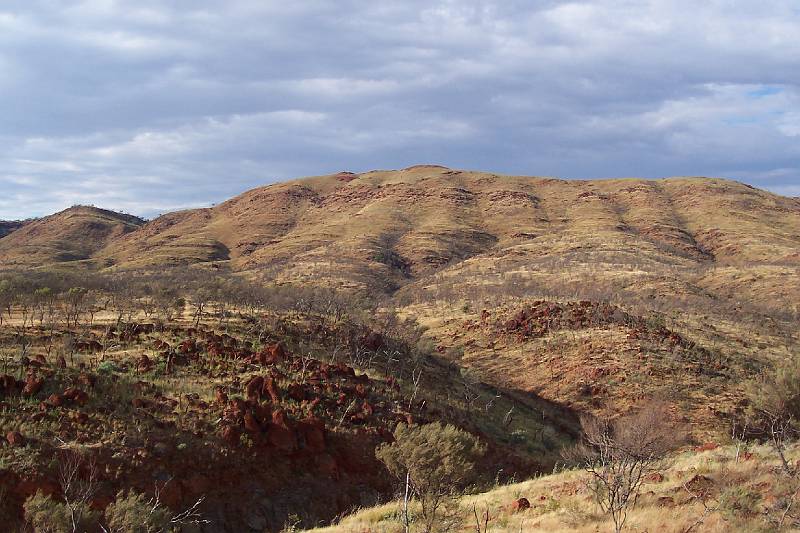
[1, 1, 799, 219]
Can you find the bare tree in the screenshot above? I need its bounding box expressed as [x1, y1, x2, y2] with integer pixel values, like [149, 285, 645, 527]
[57, 449, 99, 533]
[565, 402, 680, 533]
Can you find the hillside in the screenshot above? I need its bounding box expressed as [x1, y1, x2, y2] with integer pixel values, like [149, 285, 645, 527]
[2, 168, 799, 435]
[95, 168, 800, 292]
[0, 206, 143, 266]
[308, 442, 800, 533]
[0, 168, 798, 530]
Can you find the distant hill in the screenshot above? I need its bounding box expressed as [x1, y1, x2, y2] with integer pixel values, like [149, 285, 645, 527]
[0, 220, 27, 239]
[0, 205, 143, 266]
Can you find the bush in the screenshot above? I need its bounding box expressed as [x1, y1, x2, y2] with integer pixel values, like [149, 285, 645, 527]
[718, 485, 761, 521]
[376, 422, 485, 532]
[24, 490, 98, 533]
[104, 490, 172, 533]
[745, 356, 800, 475]
[97, 361, 120, 374]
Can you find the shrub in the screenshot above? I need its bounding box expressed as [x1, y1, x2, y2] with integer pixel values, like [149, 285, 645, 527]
[376, 422, 485, 532]
[23, 490, 98, 533]
[746, 355, 800, 474]
[718, 485, 761, 521]
[97, 361, 119, 374]
[104, 490, 172, 533]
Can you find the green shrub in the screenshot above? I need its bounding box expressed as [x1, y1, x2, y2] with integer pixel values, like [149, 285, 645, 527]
[104, 490, 172, 533]
[376, 422, 485, 532]
[97, 361, 119, 374]
[718, 485, 761, 521]
[24, 491, 98, 533]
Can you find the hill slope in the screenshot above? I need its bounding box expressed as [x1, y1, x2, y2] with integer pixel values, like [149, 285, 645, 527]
[92, 167, 800, 303]
[3, 168, 799, 436]
[308, 443, 800, 533]
[0, 206, 144, 266]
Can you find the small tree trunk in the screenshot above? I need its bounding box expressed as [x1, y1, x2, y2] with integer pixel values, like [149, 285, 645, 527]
[403, 471, 410, 533]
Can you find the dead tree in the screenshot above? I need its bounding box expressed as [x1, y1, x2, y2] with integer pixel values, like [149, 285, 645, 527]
[565, 402, 680, 533]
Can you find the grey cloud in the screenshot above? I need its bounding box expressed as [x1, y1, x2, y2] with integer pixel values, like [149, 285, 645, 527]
[1, 0, 799, 219]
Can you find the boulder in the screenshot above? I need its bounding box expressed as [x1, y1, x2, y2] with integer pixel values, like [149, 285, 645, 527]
[268, 410, 296, 452]
[6, 431, 25, 447]
[510, 497, 530, 513]
[22, 375, 43, 397]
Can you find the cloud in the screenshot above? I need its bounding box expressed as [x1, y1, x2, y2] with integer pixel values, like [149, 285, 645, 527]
[0, 0, 798, 219]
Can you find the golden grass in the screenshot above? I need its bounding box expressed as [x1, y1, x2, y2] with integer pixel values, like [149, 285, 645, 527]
[306, 443, 798, 533]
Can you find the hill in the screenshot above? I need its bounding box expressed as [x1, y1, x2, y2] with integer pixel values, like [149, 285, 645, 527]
[95, 168, 800, 292]
[0, 206, 143, 266]
[93, 167, 799, 435]
[0, 167, 798, 530]
[2, 169, 799, 434]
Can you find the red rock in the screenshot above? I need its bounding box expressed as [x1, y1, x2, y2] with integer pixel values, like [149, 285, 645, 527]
[298, 416, 326, 453]
[62, 387, 80, 401]
[158, 481, 183, 509]
[264, 377, 280, 404]
[246, 376, 264, 400]
[316, 453, 339, 478]
[267, 343, 286, 364]
[362, 401, 374, 416]
[646, 472, 665, 483]
[0, 375, 20, 396]
[184, 473, 210, 497]
[137, 354, 153, 372]
[510, 497, 530, 513]
[684, 474, 715, 498]
[657, 496, 675, 507]
[45, 393, 64, 408]
[243, 412, 262, 433]
[334, 171, 357, 182]
[268, 409, 296, 451]
[131, 398, 147, 409]
[22, 375, 43, 397]
[287, 383, 305, 402]
[14, 477, 60, 498]
[215, 387, 228, 405]
[361, 331, 383, 350]
[6, 431, 25, 447]
[224, 398, 246, 422]
[221, 425, 240, 446]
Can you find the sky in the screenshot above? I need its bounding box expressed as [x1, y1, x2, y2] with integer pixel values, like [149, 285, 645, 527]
[1, 0, 799, 220]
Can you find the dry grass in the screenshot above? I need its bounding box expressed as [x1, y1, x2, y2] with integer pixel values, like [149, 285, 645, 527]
[307, 442, 800, 533]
